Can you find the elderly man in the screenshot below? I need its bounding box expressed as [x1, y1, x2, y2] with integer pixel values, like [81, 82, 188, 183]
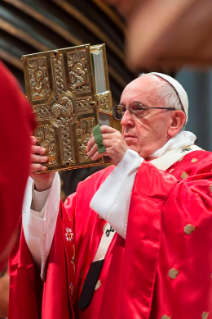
[9, 73, 212, 319]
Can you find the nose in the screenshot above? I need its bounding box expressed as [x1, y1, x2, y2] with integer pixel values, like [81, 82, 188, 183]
[120, 109, 134, 127]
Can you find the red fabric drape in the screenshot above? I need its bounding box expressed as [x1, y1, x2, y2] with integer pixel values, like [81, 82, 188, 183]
[0, 61, 35, 270]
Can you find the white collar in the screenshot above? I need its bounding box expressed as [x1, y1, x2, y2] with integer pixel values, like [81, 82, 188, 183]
[150, 131, 196, 158]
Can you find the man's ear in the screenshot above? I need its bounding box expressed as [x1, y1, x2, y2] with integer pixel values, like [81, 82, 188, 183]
[168, 110, 186, 137]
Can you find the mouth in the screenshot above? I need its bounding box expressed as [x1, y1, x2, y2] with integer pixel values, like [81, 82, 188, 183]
[124, 134, 136, 139]
[124, 134, 137, 143]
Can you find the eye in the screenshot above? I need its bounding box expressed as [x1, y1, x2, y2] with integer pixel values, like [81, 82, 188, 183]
[131, 103, 145, 113]
[136, 105, 144, 111]
[113, 105, 126, 120]
[120, 106, 126, 113]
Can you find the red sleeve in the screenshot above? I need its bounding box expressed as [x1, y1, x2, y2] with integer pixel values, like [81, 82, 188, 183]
[9, 201, 75, 319]
[0, 61, 36, 270]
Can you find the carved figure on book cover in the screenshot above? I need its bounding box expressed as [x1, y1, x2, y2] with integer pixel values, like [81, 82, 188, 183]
[76, 118, 95, 161]
[51, 95, 74, 120]
[49, 92, 75, 164]
[35, 126, 56, 166]
[68, 50, 90, 92]
[28, 58, 50, 101]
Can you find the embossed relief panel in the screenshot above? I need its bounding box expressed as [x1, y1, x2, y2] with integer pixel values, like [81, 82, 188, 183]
[22, 44, 112, 172]
[96, 91, 112, 114]
[28, 56, 51, 103]
[76, 117, 96, 163]
[64, 45, 94, 96]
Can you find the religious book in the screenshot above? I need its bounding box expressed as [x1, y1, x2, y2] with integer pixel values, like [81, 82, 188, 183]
[22, 44, 113, 172]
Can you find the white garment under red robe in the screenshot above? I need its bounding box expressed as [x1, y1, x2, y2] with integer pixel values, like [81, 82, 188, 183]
[9, 147, 212, 319]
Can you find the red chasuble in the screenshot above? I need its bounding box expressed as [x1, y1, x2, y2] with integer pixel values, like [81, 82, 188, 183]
[0, 61, 35, 271]
[9, 150, 212, 319]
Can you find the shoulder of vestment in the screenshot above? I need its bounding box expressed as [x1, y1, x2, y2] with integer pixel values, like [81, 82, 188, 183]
[167, 149, 212, 180]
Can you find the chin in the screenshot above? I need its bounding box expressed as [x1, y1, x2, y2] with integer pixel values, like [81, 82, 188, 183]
[128, 145, 139, 154]
[129, 146, 148, 159]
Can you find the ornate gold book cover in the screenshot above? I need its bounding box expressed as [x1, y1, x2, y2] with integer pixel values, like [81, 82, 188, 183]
[22, 44, 113, 172]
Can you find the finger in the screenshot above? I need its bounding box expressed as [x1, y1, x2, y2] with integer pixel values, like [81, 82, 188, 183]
[90, 150, 106, 161]
[30, 136, 38, 145]
[89, 136, 122, 150]
[101, 133, 120, 141]
[86, 136, 96, 152]
[30, 163, 47, 174]
[87, 142, 98, 158]
[99, 125, 117, 134]
[101, 138, 127, 151]
[86, 132, 95, 151]
[31, 154, 48, 164]
[101, 129, 124, 140]
[32, 145, 46, 155]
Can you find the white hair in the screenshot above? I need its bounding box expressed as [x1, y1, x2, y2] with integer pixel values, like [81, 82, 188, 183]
[157, 80, 183, 110]
[140, 73, 185, 129]
[140, 73, 182, 110]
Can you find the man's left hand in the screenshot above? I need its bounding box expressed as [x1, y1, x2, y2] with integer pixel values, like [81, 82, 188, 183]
[86, 125, 129, 165]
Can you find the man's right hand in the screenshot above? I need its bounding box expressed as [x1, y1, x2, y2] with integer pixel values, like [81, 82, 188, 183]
[30, 136, 55, 191]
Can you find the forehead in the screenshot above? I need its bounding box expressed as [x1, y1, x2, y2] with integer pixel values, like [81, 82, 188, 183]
[120, 75, 162, 105]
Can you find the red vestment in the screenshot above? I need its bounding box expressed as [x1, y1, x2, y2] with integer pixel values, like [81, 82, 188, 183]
[9, 150, 212, 319]
[0, 61, 35, 271]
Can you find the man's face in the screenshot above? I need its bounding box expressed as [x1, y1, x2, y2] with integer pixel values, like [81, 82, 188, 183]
[120, 75, 175, 158]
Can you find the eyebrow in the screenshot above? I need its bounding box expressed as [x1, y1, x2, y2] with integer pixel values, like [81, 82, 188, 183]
[119, 101, 150, 107]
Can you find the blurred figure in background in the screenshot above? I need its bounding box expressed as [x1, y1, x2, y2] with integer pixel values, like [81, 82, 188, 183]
[103, 0, 212, 71]
[0, 61, 35, 271]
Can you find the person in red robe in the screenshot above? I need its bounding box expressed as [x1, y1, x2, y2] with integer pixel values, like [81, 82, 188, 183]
[0, 61, 35, 272]
[9, 73, 212, 319]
